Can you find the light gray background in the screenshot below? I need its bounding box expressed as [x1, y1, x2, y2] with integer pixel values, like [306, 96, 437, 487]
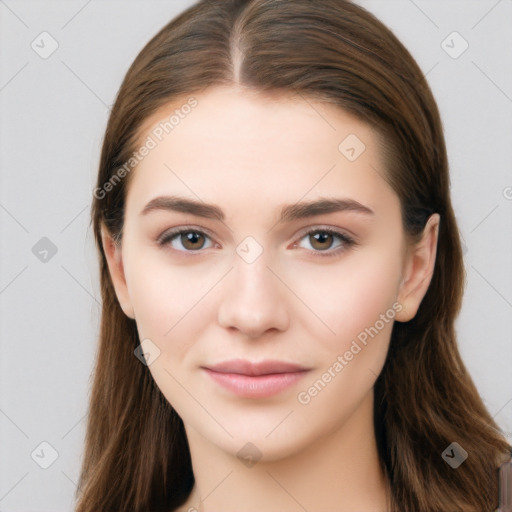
[1, 1, 511, 510]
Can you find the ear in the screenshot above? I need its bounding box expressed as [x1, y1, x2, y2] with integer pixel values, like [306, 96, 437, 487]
[101, 225, 135, 320]
[395, 214, 440, 322]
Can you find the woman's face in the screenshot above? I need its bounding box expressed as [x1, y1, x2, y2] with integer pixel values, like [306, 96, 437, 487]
[104, 85, 428, 460]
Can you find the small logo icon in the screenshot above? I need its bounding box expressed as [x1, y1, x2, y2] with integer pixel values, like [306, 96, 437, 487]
[338, 134, 366, 162]
[442, 442, 468, 468]
[236, 236, 263, 264]
[134, 338, 161, 366]
[441, 31, 469, 59]
[236, 442, 262, 468]
[31, 441, 59, 469]
[32, 237, 58, 263]
[31, 31, 59, 59]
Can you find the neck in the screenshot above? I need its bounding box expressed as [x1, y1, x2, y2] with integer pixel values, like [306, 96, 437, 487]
[178, 390, 390, 512]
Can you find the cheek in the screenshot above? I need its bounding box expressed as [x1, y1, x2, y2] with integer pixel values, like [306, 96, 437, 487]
[124, 249, 221, 361]
[339, 256, 400, 337]
[290, 250, 401, 427]
[282, 245, 402, 354]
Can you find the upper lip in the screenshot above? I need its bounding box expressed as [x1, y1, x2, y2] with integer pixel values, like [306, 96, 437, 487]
[203, 359, 308, 376]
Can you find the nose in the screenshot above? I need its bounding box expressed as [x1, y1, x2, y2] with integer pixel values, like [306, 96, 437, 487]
[217, 251, 290, 339]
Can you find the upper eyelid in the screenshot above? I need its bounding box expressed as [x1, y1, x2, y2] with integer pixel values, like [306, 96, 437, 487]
[158, 224, 212, 241]
[294, 224, 355, 241]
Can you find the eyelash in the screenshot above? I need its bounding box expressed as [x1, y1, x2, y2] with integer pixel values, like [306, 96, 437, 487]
[156, 225, 357, 258]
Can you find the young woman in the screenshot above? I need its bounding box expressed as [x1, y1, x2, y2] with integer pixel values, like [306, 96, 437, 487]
[77, 0, 512, 510]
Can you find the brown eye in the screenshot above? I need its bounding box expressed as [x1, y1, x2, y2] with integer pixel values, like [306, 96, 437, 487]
[158, 229, 214, 252]
[295, 228, 356, 258]
[181, 231, 206, 250]
[309, 232, 335, 251]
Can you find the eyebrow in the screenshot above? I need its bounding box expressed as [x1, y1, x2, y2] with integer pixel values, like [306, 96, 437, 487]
[140, 195, 375, 223]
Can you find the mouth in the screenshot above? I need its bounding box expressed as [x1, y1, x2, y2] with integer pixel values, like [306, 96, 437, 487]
[201, 359, 310, 398]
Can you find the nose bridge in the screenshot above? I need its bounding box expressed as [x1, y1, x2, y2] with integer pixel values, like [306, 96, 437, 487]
[217, 243, 289, 337]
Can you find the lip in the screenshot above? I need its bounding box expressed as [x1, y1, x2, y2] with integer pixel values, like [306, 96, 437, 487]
[202, 359, 310, 398]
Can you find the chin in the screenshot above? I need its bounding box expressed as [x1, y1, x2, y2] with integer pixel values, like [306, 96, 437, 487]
[188, 408, 329, 463]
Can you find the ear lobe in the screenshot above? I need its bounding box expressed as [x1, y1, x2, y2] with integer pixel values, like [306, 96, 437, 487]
[395, 214, 440, 322]
[100, 225, 135, 320]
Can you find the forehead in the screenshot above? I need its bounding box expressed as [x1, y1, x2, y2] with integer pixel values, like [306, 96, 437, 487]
[125, 85, 397, 218]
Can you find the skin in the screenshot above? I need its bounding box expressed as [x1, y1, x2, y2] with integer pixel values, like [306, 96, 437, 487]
[102, 85, 439, 512]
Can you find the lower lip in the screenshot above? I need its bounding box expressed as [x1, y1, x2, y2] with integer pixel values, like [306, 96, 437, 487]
[203, 368, 308, 398]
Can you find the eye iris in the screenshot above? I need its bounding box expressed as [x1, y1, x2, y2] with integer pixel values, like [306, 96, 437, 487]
[310, 232, 333, 250]
[182, 232, 205, 250]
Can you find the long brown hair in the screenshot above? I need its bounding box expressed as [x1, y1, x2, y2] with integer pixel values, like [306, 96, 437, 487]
[78, 1, 511, 510]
